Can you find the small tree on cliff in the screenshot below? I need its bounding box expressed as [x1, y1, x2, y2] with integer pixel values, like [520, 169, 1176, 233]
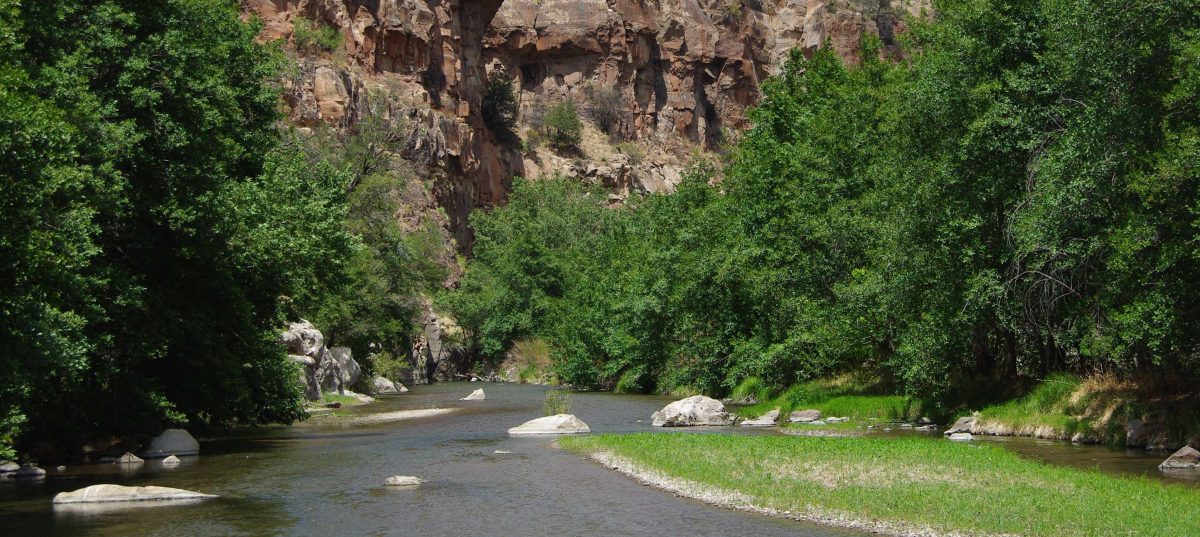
[543, 100, 583, 153]
[482, 69, 520, 144]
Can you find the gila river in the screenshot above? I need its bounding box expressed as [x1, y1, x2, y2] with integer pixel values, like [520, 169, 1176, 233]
[0, 383, 1192, 536]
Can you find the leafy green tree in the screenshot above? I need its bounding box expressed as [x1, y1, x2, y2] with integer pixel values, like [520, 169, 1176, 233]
[543, 100, 583, 153]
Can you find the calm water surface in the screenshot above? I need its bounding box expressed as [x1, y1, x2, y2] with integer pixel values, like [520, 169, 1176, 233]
[1, 382, 1193, 536]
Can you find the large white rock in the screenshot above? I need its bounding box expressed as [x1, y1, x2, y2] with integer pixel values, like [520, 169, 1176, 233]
[948, 432, 974, 442]
[114, 452, 144, 465]
[384, 475, 427, 486]
[461, 388, 486, 401]
[372, 376, 407, 394]
[53, 484, 217, 504]
[1159, 446, 1200, 471]
[161, 455, 182, 467]
[788, 409, 822, 423]
[508, 414, 591, 435]
[280, 320, 324, 357]
[141, 429, 199, 458]
[0, 461, 18, 475]
[740, 408, 780, 427]
[651, 396, 733, 427]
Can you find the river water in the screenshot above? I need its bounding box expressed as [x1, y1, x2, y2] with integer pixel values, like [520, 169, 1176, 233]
[0, 382, 1192, 536]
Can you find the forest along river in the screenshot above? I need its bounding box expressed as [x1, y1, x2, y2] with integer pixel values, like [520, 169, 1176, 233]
[0, 383, 1192, 537]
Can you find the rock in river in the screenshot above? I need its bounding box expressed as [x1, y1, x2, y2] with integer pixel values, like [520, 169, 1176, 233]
[53, 484, 217, 504]
[161, 455, 182, 467]
[788, 409, 822, 423]
[114, 452, 144, 464]
[944, 416, 977, 435]
[373, 376, 407, 394]
[508, 414, 591, 435]
[740, 408, 780, 427]
[141, 429, 199, 458]
[651, 396, 734, 427]
[14, 463, 45, 480]
[948, 432, 974, 442]
[384, 475, 427, 487]
[461, 388, 486, 401]
[1159, 446, 1200, 471]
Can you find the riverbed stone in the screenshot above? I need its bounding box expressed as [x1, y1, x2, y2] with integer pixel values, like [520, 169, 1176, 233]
[788, 409, 822, 423]
[384, 475, 427, 486]
[1159, 446, 1200, 471]
[651, 396, 734, 427]
[461, 388, 486, 401]
[0, 461, 17, 475]
[508, 414, 591, 435]
[945, 416, 977, 435]
[161, 455, 182, 466]
[14, 463, 45, 480]
[141, 429, 199, 458]
[948, 432, 974, 441]
[740, 408, 780, 427]
[372, 376, 407, 394]
[114, 452, 144, 464]
[53, 484, 217, 504]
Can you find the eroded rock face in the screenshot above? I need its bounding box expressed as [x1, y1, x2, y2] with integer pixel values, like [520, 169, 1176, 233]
[508, 414, 591, 435]
[53, 484, 217, 504]
[651, 395, 733, 427]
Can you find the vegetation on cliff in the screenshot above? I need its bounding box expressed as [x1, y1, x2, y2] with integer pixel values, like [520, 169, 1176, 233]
[446, 0, 1200, 425]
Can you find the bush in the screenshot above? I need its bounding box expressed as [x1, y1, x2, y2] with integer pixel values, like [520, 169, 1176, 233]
[543, 100, 583, 153]
[293, 17, 341, 54]
[483, 70, 520, 143]
[588, 85, 625, 138]
[544, 390, 571, 416]
[614, 142, 645, 165]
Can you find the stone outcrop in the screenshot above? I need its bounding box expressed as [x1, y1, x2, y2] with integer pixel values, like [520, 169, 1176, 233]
[411, 300, 468, 384]
[740, 408, 780, 427]
[140, 429, 200, 459]
[1159, 446, 1200, 471]
[651, 395, 733, 426]
[508, 414, 591, 435]
[53, 484, 217, 504]
[281, 320, 364, 399]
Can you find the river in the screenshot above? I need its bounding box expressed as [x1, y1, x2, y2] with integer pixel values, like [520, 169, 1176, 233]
[0, 382, 1191, 536]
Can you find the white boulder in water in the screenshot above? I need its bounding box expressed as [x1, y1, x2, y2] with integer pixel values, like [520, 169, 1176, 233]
[114, 452, 144, 464]
[384, 475, 427, 487]
[948, 432, 974, 441]
[461, 388, 486, 401]
[508, 414, 591, 435]
[740, 408, 780, 427]
[1159, 446, 1200, 471]
[141, 429, 199, 458]
[651, 396, 733, 427]
[53, 484, 217, 504]
[161, 455, 182, 466]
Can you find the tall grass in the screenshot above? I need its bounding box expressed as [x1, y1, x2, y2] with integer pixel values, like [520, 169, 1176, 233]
[562, 433, 1200, 537]
[736, 379, 917, 421]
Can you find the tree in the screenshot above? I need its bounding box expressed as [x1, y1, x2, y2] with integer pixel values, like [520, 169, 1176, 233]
[483, 69, 520, 144]
[543, 100, 583, 153]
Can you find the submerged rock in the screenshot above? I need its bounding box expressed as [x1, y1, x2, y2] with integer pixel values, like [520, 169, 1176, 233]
[14, 463, 45, 480]
[384, 475, 427, 487]
[508, 414, 591, 435]
[945, 416, 977, 435]
[114, 452, 144, 465]
[141, 429, 199, 458]
[1159, 446, 1200, 471]
[948, 432, 974, 442]
[161, 455, 182, 466]
[651, 396, 733, 427]
[740, 408, 780, 427]
[788, 409, 822, 423]
[53, 484, 217, 504]
[461, 388, 486, 401]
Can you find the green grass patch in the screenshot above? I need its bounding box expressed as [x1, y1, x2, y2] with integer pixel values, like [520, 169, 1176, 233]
[318, 392, 366, 406]
[561, 433, 1200, 537]
[737, 379, 917, 421]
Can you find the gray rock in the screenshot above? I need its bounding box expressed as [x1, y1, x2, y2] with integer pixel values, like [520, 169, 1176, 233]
[372, 376, 407, 394]
[948, 432, 974, 441]
[280, 320, 324, 357]
[383, 475, 427, 487]
[141, 429, 199, 458]
[1159, 446, 1200, 471]
[945, 416, 977, 435]
[14, 464, 46, 480]
[788, 409, 822, 423]
[740, 408, 780, 427]
[114, 452, 144, 464]
[0, 461, 18, 475]
[651, 396, 734, 427]
[53, 484, 216, 504]
[161, 455, 182, 466]
[808, 420, 828, 426]
[826, 417, 849, 423]
[316, 346, 363, 394]
[460, 388, 486, 401]
[508, 414, 591, 435]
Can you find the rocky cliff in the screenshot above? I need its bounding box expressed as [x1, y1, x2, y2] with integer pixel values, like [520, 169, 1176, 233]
[243, 0, 928, 241]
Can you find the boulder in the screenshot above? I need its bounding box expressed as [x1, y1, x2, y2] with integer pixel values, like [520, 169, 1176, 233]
[461, 388, 486, 401]
[140, 429, 199, 458]
[651, 396, 734, 427]
[944, 416, 977, 435]
[372, 376, 408, 394]
[788, 409, 822, 423]
[384, 475, 427, 486]
[280, 320, 324, 357]
[0, 461, 18, 475]
[948, 432, 974, 442]
[508, 414, 591, 435]
[114, 452, 144, 465]
[14, 463, 46, 480]
[316, 346, 363, 394]
[1159, 446, 1200, 471]
[53, 484, 217, 504]
[161, 455, 182, 467]
[740, 408, 780, 427]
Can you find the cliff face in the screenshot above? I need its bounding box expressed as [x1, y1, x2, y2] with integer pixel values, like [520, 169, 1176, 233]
[242, 0, 928, 243]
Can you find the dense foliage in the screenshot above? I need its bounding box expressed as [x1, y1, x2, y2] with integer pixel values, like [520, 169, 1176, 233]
[0, 0, 359, 458]
[446, 0, 1200, 408]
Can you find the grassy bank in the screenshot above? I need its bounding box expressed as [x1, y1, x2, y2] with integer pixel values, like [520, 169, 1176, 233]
[734, 377, 917, 422]
[561, 433, 1200, 537]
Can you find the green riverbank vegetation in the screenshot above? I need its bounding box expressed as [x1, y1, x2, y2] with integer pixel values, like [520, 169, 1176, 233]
[444, 0, 1200, 439]
[561, 433, 1200, 537]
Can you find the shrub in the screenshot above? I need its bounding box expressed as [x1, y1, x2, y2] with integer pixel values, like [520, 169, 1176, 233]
[544, 390, 571, 416]
[543, 100, 583, 153]
[588, 85, 625, 138]
[482, 70, 520, 143]
[614, 142, 645, 165]
[293, 17, 342, 54]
